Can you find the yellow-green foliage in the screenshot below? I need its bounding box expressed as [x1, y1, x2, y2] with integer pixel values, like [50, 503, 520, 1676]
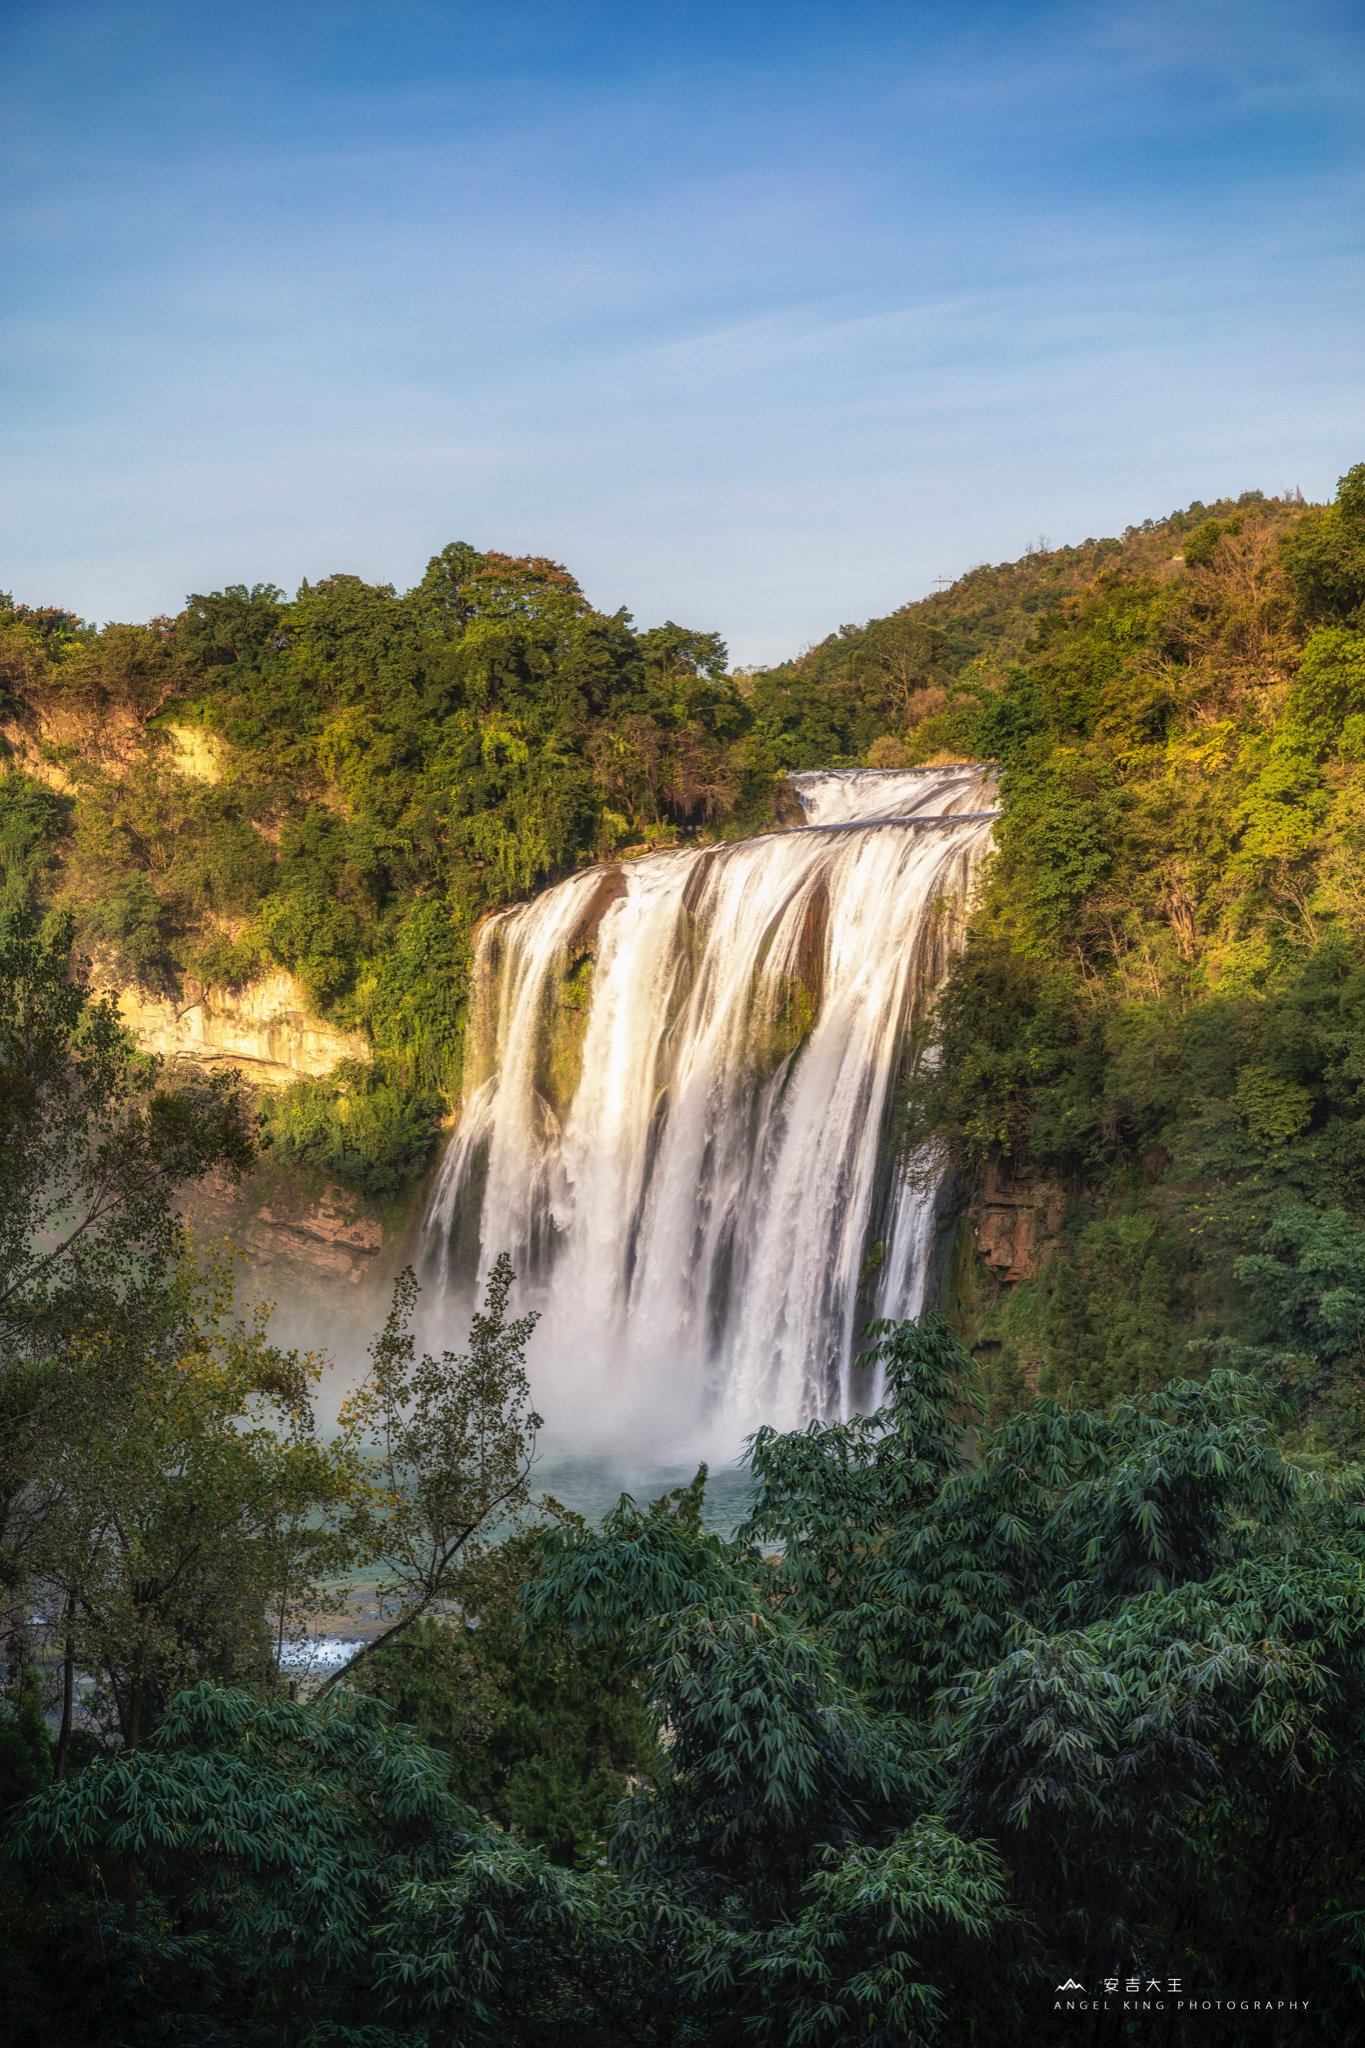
[256, 1061, 443, 1199]
[0, 555, 772, 1179]
[539, 953, 596, 1120]
[746, 967, 821, 1083]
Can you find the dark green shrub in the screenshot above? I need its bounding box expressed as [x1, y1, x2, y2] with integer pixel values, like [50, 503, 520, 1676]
[257, 1060, 441, 1196]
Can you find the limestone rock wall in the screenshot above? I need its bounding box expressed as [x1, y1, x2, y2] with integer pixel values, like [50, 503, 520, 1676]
[108, 973, 371, 1091]
[163, 723, 226, 783]
[110, 973, 395, 1291]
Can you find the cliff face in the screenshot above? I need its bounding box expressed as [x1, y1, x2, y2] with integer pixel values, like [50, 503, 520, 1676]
[83, 953, 410, 1303]
[112, 971, 405, 1296]
[190, 1161, 398, 1292]
[106, 972, 371, 1091]
[968, 1164, 1065, 1287]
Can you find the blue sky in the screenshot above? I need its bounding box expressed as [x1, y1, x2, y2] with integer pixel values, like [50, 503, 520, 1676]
[3, 1, 1363, 662]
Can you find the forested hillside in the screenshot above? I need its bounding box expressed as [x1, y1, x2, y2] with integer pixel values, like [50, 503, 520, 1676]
[0, 550, 759, 1200]
[887, 469, 1365, 1456]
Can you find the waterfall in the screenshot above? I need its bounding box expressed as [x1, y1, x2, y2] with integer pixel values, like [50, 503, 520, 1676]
[424, 764, 996, 1454]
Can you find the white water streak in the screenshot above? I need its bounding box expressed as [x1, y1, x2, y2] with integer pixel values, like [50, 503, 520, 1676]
[425, 767, 995, 1453]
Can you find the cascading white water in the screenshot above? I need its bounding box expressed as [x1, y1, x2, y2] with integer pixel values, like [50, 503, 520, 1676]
[424, 765, 995, 1454]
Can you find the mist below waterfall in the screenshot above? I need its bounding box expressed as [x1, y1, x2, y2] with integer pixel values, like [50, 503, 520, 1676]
[422, 765, 995, 1462]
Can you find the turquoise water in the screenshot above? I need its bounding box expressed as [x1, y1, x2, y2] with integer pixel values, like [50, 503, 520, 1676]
[318, 1456, 757, 1649]
[531, 1455, 754, 1537]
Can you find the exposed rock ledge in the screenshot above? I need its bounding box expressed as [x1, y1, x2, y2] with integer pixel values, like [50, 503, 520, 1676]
[191, 1167, 392, 1289]
[106, 973, 371, 1090]
[970, 1163, 1065, 1285]
[248, 1186, 385, 1284]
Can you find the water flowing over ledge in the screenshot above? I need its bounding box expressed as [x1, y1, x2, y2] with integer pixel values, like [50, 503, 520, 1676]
[423, 765, 996, 1454]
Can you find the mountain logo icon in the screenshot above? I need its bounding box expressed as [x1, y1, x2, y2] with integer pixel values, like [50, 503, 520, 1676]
[1056, 1980, 1085, 1991]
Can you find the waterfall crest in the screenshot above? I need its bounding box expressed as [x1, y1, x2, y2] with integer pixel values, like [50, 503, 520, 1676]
[424, 764, 995, 1451]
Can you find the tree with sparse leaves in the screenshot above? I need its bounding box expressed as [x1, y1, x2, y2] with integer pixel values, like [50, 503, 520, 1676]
[326, 1254, 542, 1691]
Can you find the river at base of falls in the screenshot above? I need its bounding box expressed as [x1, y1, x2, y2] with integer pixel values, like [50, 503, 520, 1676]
[422, 765, 996, 1461]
